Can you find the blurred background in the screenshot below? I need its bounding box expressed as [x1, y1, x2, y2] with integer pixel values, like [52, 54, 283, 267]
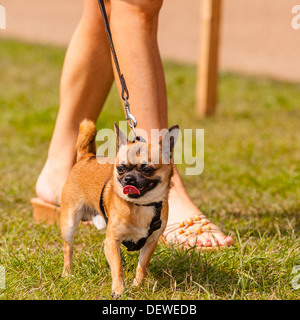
[1, 0, 300, 82]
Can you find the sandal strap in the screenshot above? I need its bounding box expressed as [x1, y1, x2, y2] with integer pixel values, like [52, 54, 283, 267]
[163, 213, 213, 240]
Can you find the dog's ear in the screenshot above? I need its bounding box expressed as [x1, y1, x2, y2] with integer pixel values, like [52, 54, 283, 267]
[161, 125, 179, 161]
[114, 122, 128, 149]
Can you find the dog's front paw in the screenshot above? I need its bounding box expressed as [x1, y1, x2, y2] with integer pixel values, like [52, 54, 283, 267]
[61, 267, 73, 278]
[111, 280, 124, 299]
[132, 277, 143, 288]
[132, 279, 141, 288]
[111, 287, 123, 299]
[133, 268, 146, 288]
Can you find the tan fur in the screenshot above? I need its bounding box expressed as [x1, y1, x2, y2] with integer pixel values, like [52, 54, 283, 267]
[76, 118, 97, 162]
[60, 120, 176, 297]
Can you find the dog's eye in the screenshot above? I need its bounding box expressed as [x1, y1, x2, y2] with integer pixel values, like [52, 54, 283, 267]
[142, 166, 154, 175]
[117, 165, 125, 174]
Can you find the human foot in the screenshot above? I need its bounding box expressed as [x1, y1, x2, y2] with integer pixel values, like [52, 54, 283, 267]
[34, 158, 94, 226]
[162, 213, 234, 250]
[35, 158, 73, 206]
[164, 173, 234, 250]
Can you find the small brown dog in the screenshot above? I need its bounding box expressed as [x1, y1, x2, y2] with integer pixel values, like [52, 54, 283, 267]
[60, 119, 179, 297]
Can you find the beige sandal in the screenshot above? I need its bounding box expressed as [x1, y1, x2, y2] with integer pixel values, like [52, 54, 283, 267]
[31, 198, 93, 226]
[160, 213, 234, 251]
[31, 198, 60, 225]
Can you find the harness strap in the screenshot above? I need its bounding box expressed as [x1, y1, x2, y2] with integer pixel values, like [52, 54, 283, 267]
[122, 201, 162, 251]
[99, 177, 109, 224]
[99, 178, 162, 252]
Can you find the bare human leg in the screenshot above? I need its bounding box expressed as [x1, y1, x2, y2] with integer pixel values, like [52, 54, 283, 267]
[35, 0, 114, 205]
[108, 0, 233, 248]
[35, 0, 233, 248]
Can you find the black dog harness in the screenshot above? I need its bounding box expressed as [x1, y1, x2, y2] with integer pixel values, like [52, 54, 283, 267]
[99, 178, 162, 252]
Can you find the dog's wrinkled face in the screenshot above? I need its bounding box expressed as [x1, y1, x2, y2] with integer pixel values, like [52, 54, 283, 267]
[113, 124, 179, 204]
[116, 142, 165, 200]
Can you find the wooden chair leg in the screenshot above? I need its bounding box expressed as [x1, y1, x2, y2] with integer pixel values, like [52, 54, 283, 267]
[196, 0, 223, 118]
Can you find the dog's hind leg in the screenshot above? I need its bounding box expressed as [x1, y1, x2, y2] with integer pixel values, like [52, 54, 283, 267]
[62, 240, 74, 276]
[60, 205, 82, 276]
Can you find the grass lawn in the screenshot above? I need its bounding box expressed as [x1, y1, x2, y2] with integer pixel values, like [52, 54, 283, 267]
[0, 39, 300, 300]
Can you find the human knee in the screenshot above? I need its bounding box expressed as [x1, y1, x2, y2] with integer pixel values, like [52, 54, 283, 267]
[81, 0, 112, 35]
[134, 0, 163, 17]
[83, 0, 111, 23]
[113, 0, 163, 20]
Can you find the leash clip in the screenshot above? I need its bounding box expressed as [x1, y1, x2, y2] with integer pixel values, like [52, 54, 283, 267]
[124, 97, 137, 141]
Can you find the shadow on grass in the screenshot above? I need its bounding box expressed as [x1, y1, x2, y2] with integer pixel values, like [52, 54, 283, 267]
[145, 245, 240, 298]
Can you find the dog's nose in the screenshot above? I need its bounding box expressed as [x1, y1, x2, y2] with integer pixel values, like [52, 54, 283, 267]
[124, 174, 136, 185]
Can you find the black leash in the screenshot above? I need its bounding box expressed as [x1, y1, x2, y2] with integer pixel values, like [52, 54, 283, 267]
[97, 0, 137, 139]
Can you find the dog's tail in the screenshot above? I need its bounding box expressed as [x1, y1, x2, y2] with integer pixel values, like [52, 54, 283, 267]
[76, 119, 97, 162]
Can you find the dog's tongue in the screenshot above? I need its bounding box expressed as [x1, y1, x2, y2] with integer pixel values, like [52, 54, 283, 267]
[123, 185, 140, 195]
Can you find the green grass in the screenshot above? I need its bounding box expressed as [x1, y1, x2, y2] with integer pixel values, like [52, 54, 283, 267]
[0, 39, 300, 300]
